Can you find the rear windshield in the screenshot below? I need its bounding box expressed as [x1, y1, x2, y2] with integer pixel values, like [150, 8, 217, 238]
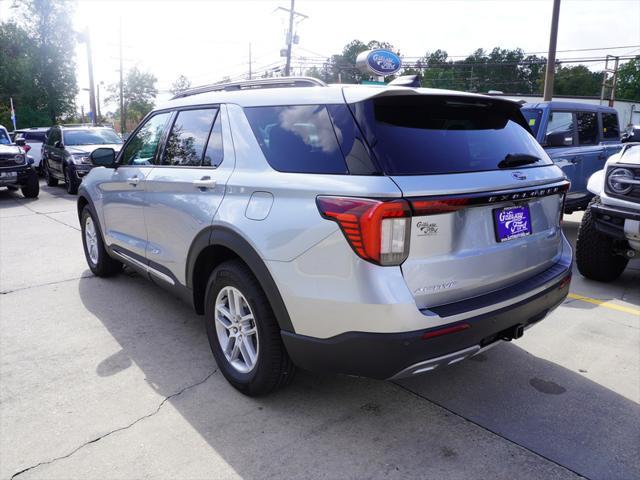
[350, 96, 550, 175]
[24, 132, 47, 142]
[64, 129, 122, 146]
[521, 108, 542, 137]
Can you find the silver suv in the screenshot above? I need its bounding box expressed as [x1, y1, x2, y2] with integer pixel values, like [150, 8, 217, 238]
[78, 77, 573, 395]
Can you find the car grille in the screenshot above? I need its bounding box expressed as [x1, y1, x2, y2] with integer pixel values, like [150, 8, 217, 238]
[0, 154, 25, 168]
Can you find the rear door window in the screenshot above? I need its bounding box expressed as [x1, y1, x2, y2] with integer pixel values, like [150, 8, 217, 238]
[163, 108, 218, 166]
[602, 113, 620, 140]
[576, 112, 598, 145]
[350, 95, 550, 175]
[244, 105, 348, 174]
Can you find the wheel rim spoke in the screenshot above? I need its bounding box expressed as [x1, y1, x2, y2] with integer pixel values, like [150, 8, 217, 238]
[213, 286, 259, 373]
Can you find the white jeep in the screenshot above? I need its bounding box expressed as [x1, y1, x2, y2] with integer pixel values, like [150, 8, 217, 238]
[577, 144, 640, 281]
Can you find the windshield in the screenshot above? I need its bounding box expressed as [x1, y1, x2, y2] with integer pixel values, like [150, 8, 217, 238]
[0, 129, 10, 145]
[521, 108, 543, 137]
[350, 96, 551, 175]
[64, 129, 122, 146]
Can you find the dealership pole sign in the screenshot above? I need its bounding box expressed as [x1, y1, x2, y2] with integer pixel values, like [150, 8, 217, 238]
[356, 49, 402, 78]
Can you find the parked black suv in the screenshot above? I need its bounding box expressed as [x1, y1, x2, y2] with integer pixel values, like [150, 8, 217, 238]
[0, 126, 39, 198]
[42, 125, 123, 194]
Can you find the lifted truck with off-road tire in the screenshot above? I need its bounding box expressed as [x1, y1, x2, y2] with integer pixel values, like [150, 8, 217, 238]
[576, 144, 640, 282]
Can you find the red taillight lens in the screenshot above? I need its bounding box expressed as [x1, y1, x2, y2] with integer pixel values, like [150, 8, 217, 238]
[422, 322, 471, 340]
[410, 197, 469, 216]
[23, 144, 31, 153]
[317, 196, 411, 265]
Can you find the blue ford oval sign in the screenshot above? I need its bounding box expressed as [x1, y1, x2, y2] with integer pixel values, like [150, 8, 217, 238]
[356, 49, 402, 77]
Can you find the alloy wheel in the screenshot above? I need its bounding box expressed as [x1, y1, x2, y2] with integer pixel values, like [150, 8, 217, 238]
[84, 216, 99, 265]
[214, 286, 259, 373]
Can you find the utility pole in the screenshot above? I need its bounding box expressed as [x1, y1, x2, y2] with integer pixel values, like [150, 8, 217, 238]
[543, 0, 561, 101]
[119, 19, 125, 135]
[96, 81, 103, 122]
[248, 43, 252, 80]
[284, 0, 295, 76]
[77, 28, 97, 126]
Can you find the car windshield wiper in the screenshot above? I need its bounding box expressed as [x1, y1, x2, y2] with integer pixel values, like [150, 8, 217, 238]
[498, 153, 541, 169]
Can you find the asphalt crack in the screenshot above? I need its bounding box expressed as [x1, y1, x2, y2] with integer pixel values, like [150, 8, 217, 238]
[10, 369, 218, 479]
[0, 274, 96, 295]
[9, 198, 80, 231]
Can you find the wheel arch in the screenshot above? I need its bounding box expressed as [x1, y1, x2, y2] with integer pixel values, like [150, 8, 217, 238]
[188, 226, 294, 333]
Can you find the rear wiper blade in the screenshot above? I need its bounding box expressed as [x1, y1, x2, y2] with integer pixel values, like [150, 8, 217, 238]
[498, 153, 541, 169]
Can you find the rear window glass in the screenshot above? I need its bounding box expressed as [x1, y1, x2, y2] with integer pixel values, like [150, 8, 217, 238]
[602, 113, 620, 139]
[244, 105, 348, 174]
[350, 96, 551, 175]
[25, 132, 46, 142]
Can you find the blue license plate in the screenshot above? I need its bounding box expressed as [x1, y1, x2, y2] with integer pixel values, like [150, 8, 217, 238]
[493, 205, 532, 242]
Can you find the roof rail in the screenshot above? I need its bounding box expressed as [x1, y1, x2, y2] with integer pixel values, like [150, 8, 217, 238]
[171, 76, 327, 99]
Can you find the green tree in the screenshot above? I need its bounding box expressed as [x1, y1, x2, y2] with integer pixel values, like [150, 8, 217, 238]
[12, 0, 78, 123]
[170, 74, 192, 96]
[616, 57, 640, 101]
[552, 65, 603, 96]
[0, 22, 47, 127]
[107, 67, 158, 127]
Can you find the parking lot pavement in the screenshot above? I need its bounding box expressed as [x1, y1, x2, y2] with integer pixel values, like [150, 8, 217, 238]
[1, 184, 638, 480]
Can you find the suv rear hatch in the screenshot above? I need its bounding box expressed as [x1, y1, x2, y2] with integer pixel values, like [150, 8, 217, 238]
[347, 91, 568, 309]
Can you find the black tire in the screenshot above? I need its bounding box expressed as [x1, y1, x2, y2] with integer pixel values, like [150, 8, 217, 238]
[21, 170, 39, 198]
[65, 167, 78, 195]
[44, 160, 58, 186]
[80, 206, 122, 277]
[576, 198, 628, 282]
[204, 260, 295, 396]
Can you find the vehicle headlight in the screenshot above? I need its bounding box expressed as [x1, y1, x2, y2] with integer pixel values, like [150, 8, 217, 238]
[70, 154, 91, 165]
[13, 154, 25, 165]
[607, 167, 634, 195]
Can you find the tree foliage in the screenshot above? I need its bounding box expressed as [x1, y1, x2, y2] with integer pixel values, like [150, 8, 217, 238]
[106, 67, 158, 126]
[616, 57, 640, 101]
[170, 75, 192, 96]
[0, 0, 78, 128]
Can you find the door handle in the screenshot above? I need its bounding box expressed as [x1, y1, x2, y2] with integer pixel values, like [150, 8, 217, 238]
[193, 177, 216, 190]
[127, 176, 140, 186]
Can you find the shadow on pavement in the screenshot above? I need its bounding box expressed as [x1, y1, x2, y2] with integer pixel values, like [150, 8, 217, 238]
[78, 271, 639, 480]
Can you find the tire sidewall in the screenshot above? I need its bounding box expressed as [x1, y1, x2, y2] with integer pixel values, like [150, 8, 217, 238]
[204, 263, 275, 394]
[81, 206, 106, 274]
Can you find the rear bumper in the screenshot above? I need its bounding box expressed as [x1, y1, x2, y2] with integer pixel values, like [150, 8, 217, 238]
[281, 266, 571, 380]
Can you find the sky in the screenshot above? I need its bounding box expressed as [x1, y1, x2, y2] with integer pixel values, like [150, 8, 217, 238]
[2, 0, 640, 113]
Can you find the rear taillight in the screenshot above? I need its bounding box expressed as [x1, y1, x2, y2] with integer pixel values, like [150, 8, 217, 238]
[317, 196, 411, 266]
[410, 198, 469, 215]
[23, 145, 31, 153]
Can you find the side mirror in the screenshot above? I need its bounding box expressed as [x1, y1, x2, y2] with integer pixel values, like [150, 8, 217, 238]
[90, 148, 117, 168]
[546, 131, 572, 147]
[15, 138, 26, 147]
[54, 140, 64, 149]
